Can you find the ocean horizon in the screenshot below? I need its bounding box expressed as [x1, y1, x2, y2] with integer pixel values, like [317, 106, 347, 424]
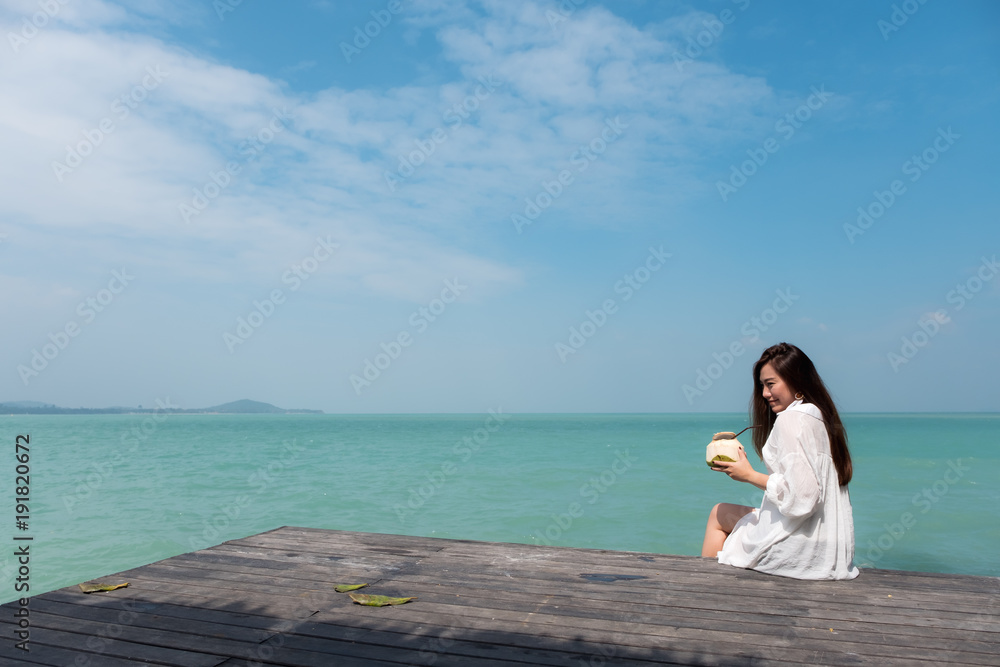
[3, 411, 998, 605]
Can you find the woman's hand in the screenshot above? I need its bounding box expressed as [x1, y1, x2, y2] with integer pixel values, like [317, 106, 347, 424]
[711, 447, 768, 490]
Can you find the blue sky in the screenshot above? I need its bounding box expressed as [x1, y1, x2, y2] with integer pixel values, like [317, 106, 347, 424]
[1, 0, 997, 413]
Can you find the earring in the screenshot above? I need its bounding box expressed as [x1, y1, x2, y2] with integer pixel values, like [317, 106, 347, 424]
[794, 392, 804, 400]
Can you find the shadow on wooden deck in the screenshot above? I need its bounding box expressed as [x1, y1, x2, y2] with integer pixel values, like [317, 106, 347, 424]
[1, 526, 997, 666]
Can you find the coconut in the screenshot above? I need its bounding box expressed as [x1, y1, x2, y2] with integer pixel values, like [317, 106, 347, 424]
[706, 431, 744, 468]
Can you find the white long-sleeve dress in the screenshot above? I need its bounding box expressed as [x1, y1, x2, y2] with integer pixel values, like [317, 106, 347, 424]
[718, 400, 859, 580]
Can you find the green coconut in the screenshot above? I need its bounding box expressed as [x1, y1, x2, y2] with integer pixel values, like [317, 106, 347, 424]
[706, 436, 743, 468]
[706, 454, 738, 468]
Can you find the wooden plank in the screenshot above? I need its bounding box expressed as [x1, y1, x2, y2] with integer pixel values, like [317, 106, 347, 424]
[109, 564, 984, 664]
[376, 569, 999, 626]
[320, 586, 1000, 655]
[247, 526, 993, 605]
[305, 598, 998, 667]
[0, 640, 156, 667]
[44, 577, 994, 655]
[134, 554, 998, 647]
[156, 551, 996, 637]
[255, 627, 697, 667]
[208, 531, 998, 609]
[171, 543, 995, 622]
[24, 597, 277, 644]
[2, 526, 995, 667]
[0, 609, 256, 661]
[94, 536, 1000, 656]
[0, 622, 225, 666]
[275, 611, 952, 667]
[44, 580, 330, 625]
[212, 655, 403, 667]
[38, 581, 322, 630]
[40, 588, 301, 632]
[294, 610, 817, 667]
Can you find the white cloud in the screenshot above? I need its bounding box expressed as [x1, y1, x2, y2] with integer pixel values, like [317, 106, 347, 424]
[1, 0, 129, 31]
[0, 0, 782, 313]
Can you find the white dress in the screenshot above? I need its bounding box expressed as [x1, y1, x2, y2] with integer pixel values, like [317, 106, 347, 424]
[718, 400, 859, 580]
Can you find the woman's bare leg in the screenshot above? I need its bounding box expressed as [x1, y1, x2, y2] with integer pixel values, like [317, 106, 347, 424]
[701, 503, 755, 557]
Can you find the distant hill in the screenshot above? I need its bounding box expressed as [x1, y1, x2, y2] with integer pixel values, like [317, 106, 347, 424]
[0, 399, 322, 415]
[203, 399, 299, 414]
[0, 401, 56, 409]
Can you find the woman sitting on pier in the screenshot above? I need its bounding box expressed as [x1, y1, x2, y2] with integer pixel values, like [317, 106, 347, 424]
[701, 342, 859, 580]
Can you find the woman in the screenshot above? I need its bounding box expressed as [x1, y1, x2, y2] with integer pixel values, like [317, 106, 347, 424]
[701, 342, 859, 580]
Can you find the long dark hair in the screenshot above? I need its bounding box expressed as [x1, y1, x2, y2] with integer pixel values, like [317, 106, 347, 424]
[750, 343, 852, 486]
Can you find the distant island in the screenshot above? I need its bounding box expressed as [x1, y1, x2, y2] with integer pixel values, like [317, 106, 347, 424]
[0, 399, 323, 415]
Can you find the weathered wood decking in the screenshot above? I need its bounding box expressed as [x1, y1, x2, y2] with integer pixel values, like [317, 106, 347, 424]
[1, 527, 997, 666]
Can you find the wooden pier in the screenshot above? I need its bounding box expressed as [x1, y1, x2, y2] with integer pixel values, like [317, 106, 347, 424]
[1, 526, 997, 665]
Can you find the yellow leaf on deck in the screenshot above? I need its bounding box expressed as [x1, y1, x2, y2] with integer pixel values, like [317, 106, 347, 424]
[78, 582, 129, 594]
[335, 583, 368, 593]
[348, 593, 415, 607]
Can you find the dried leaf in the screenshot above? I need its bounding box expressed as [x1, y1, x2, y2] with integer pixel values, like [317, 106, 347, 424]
[348, 593, 415, 607]
[335, 583, 368, 593]
[79, 582, 129, 594]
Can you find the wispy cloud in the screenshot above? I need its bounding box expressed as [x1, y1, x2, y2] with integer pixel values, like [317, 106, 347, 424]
[1, 0, 782, 304]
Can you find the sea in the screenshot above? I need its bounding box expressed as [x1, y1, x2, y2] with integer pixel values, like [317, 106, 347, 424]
[2, 412, 998, 603]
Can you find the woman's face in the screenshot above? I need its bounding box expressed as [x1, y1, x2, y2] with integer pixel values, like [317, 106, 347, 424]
[759, 362, 796, 413]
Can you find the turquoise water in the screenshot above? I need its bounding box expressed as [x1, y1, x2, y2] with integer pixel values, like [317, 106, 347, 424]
[2, 412, 998, 603]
